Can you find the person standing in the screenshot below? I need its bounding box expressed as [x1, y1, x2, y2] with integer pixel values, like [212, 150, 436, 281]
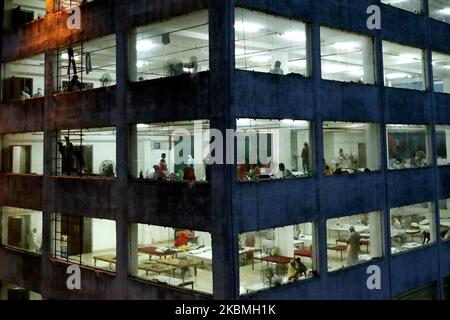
[346, 226, 361, 267]
[301, 142, 310, 174]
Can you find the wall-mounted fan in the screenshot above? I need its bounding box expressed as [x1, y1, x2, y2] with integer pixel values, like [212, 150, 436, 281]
[99, 160, 115, 178]
[99, 73, 112, 87]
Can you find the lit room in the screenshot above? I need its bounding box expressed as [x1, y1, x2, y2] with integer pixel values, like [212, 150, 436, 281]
[239, 223, 316, 295]
[439, 198, 450, 241]
[320, 27, 375, 84]
[382, 41, 425, 90]
[381, 0, 422, 14]
[133, 120, 210, 182]
[130, 10, 209, 81]
[323, 121, 380, 175]
[1, 206, 42, 254]
[390, 202, 435, 254]
[432, 51, 450, 94]
[51, 214, 117, 272]
[54, 127, 116, 177]
[429, 0, 450, 24]
[236, 118, 312, 181]
[386, 124, 430, 170]
[1, 54, 45, 103]
[56, 34, 116, 93]
[131, 223, 213, 294]
[2, 0, 46, 31]
[234, 7, 308, 76]
[1, 132, 44, 175]
[436, 125, 450, 166]
[57, 0, 92, 11]
[326, 212, 382, 272]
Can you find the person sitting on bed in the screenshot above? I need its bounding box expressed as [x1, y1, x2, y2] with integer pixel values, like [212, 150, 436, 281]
[175, 232, 189, 247]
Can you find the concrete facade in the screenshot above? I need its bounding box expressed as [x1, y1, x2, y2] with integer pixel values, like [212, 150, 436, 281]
[0, 0, 449, 300]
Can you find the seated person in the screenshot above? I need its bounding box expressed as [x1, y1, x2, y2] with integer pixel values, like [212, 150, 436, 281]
[183, 165, 196, 181]
[278, 163, 293, 178]
[287, 259, 299, 282]
[150, 165, 166, 181]
[323, 165, 333, 176]
[248, 165, 261, 180]
[295, 257, 308, 278]
[175, 232, 189, 247]
[237, 164, 249, 181]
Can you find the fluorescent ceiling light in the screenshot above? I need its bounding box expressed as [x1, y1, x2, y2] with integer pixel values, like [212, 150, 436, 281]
[331, 41, 360, 51]
[61, 53, 80, 61]
[386, 72, 408, 79]
[281, 119, 309, 128]
[136, 39, 155, 52]
[137, 124, 149, 129]
[280, 31, 306, 42]
[136, 60, 149, 68]
[398, 53, 418, 63]
[234, 21, 262, 33]
[438, 8, 450, 15]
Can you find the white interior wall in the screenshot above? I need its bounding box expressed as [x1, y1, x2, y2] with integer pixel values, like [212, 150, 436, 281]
[91, 219, 116, 251]
[2, 133, 44, 174]
[324, 131, 365, 166]
[82, 134, 116, 174]
[1, 207, 42, 247]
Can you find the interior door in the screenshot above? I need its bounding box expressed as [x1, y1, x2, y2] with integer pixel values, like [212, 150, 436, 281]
[7, 217, 23, 248]
[61, 215, 83, 256]
[10, 145, 31, 174]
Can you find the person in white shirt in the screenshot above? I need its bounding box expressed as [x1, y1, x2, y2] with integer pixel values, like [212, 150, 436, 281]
[28, 228, 40, 253]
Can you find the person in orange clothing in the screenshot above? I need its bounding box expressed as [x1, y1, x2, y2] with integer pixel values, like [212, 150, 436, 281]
[175, 232, 189, 247]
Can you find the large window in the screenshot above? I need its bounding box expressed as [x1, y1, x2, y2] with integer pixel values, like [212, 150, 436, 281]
[390, 202, 435, 254]
[131, 224, 213, 294]
[386, 124, 431, 170]
[0, 281, 42, 300]
[239, 222, 316, 295]
[326, 212, 383, 272]
[1, 207, 42, 254]
[429, 0, 450, 24]
[323, 122, 380, 175]
[132, 120, 210, 182]
[1, 132, 44, 175]
[320, 27, 375, 84]
[236, 119, 312, 181]
[3, 0, 46, 31]
[432, 52, 450, 94]
[51, 214, 117, 272]
[381, 0, 422, 14]
[439, 199, 450, 241]
[383, 41, 425, 91]
[53, 127, 116, 177]
[130, 10, 209, 81]
[436, 125, 450, 165]
[235, 8, 308, 76]
[1, 54, 45, 103]
[55, 34, 116, 93]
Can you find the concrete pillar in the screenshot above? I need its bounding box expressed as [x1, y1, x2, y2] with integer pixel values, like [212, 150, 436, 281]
[275, 226, 294, 257]
[129, 223, 138, 277]
[209, 0, 237, 300]
[129, 31, 138, 82]
[365, 123, 380, 170]
[362, 37, 375, 84]
[369, 212, 382, 258]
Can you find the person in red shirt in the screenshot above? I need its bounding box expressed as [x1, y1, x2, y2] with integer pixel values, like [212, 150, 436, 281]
[175, 233, 188, 247]
[183, 165, 196, 181]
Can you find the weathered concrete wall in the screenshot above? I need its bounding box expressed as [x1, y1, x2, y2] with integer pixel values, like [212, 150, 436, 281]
[52, 177, 116, 218]
[0, 174, 43, 210]
[0, 98, 44, 133]
[50, 86, 117, 130]
[128, 72, 210, 124]
[128, 181, 212, 232]
[0, 248, 42, 294]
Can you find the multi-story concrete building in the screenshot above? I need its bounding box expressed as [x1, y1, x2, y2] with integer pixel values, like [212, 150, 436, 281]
[0, 0, 449, 300]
